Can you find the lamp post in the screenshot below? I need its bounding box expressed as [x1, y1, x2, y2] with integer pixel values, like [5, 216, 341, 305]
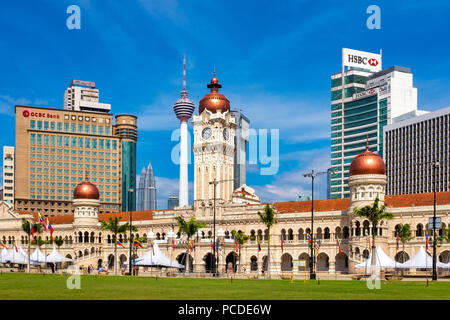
[209, 178, 234, 276]
[432, 160, 439, 281]
[128, 188, 134, 276]
[303, 170, 333, 280]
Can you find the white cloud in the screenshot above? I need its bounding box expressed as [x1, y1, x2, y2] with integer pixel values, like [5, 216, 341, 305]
[0, 95, 31, 115]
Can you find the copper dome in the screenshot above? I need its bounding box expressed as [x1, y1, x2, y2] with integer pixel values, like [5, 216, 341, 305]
[74, 180, 100, 200]
[199, 71, 230, 114]
[349, 142, 386, 176]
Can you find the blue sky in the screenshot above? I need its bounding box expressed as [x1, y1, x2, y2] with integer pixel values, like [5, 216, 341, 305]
[1, 0, 450, 208]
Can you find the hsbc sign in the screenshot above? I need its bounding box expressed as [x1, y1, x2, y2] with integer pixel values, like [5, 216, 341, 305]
[342, 48, 382, 72]
[353, 88, 378, 100]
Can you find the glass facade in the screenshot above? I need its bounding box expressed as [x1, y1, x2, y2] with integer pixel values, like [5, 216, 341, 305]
[121, 140, 136, 211]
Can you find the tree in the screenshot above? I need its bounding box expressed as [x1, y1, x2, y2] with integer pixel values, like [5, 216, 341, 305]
[257, 204, 276, 278]
[21, 219, 34, 273]
[396, 224, 413, 262]
[54, 236, 64, 249]
[353, 197, 393, 274]
[101, 217, 136, 275]
[438, 227, 450, 243]
[231, 230, 250, 273]
[175, 216, 205, 273]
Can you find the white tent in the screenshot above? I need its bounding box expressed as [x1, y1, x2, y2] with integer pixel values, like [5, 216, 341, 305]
[0, 247, 8, 263]
[398, 246, 448, 269]
[46, 247, 72, 263]
[2, 247, 38, 265]
[31, 247, 47, 263]
[124, 242, 185, 268]
[355, 246, 399, 269]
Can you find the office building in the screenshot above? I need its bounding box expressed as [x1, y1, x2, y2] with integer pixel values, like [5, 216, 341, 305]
[3, 146, 15, 206]
[167, 194, 179, 209]
[137, 162, 157, 211]
[14, 105, 137, 215]
[330, 48, 418, 199]
[64, 79, 111, 113]
[384, 106, 450, 195]
[231, 110, 250, 190]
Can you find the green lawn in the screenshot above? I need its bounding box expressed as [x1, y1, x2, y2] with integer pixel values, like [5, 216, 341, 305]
[0, 273, 449, 300]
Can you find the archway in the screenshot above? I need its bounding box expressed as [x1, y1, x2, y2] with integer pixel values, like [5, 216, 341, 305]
[439, 250, 450, 263]
[177, 253, 193, 272]
[281, 253, 293, 272]
[298, 253, 309, 271]
[262, 256, 268, 273]
[203, 252, 216, 273]
[97, 259, 103, 270]
[395, 251, 410, 263]
[107, 254, 115, 269]
[250, 256, 258, 271]
[119, 254, 127, 269]
[316, 253, 329, 272]
[335, 252, 348, 272]
[225, 252, 238, 273]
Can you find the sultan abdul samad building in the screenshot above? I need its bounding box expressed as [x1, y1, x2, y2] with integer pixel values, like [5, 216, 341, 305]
[0, 73, 449, 276]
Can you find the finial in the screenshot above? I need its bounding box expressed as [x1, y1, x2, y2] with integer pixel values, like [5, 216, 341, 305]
[213, 65, 216, 77]
[183, 54, 186, 91]
[366, 135, 369, 151]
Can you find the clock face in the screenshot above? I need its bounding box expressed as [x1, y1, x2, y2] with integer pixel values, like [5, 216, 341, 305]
[202, 127, 212, 140]
[223, 128, 229, 141]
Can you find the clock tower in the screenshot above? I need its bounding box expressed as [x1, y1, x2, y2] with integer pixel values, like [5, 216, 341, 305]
[193, 72, 236, 205]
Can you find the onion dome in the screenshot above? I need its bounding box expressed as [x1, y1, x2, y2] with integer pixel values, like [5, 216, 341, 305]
[74, 179, 100, 200]
[199, 70, 230, 114]
[173, 55, 195, 122]
[349, 140, 386, 176]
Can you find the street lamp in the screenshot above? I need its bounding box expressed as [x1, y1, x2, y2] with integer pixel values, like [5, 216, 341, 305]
[303, 169, 333, 280]
[209, 178, 234, 276]
[431, 160, 439, 281]
[128, 188, 134, 276]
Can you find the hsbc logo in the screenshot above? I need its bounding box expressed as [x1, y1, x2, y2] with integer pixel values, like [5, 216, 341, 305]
[348, 55, 379, 67]
[368, 58, 378, 66]
[368, 89, 375, 94]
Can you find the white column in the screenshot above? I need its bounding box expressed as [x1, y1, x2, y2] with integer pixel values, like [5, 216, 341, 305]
[179, 120, 189, 207]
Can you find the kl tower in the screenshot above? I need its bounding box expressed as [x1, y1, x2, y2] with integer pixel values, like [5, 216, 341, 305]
[173, 55, 195, 207]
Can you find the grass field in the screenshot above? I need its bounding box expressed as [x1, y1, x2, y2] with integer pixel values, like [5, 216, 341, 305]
[0, 273, 449, 300]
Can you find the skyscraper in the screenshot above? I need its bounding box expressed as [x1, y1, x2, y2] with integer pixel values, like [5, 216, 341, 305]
[173, 55, 195, 207]
[137, 162, 157, 210]
[3, 146, 15, 207]
[167, 194, 179, 209]
[64, 80, 111, 113]
[330, 48, 417, 199]
[231, 110, 250, 190]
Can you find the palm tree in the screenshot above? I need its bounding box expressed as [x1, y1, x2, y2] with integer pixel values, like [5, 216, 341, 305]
[101, 217, 136, 275]
[396, 224, 413, 263]
[21, 219, 34, 273]
[231, 230, 250, 273]
[175, 216, 205, 273]
[54, 236, 64, 249]
[438, 227, 450, 243]
[353, 197, 393, 274]
[257, 204, 276, 278]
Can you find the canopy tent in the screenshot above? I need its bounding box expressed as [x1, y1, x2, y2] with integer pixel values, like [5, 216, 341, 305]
[355, 246, 399, 269]
[398, 246, 448, 269]
[2, 247, 39, 265]
[46, 247, 72, 263]
[124, 242, 185, 268]
[0, 247, 8, 263]
[31, 247, 47, 263]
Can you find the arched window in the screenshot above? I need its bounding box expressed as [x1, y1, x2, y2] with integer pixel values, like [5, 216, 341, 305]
[281, 229, 286, 241]
[298, 228, 304, 240]
[288, 229, 293, 241]
[84, 231, 89, 243]
[416, 224, 424, 237]
[324, 227, 330, 239]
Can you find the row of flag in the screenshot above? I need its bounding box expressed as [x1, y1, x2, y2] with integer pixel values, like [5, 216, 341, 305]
[30, 212, 54, 241]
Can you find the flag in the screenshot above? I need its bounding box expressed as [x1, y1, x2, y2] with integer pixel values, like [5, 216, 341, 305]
[316, 241, 320, 255]
[14, 245, 18, 253]
[215, 242, 219, 252]
[38, 212, 45, 225]
[172, 239, 175, 249]
[257, 236, 261, 252]
[30, 223, 35, 237]
[281, 239, 285, 252]
[336, 236, 342, 254]
[0, 243, 7, 249]
[426, 233, 429, 251]
[234, 239, 239, 253]
[211, 241, 214, 250]
[151, 241, 155, 254]
[42, 217, 48, 230]
[396, 235, 400, 251]
[189, 240, 194, 252]
[47, 220, 54, 242]
[367, 235, 371, 251]
[116, 240, 125, 248]
[307, 233, 312, 243]
[133, 239, 143, 248]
